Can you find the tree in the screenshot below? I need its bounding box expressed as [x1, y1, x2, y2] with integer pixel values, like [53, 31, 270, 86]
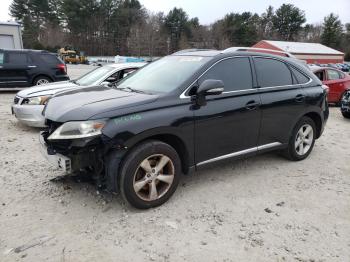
[221, 12, 259, 46]
[342, 23, 350, 60]
[272, 4, 306, 41]
[9, 0, 27, 20]
[259, 6, 274, 39]
[10, 0, 61, 48]
[164, 7, 189, 52]
[300, 23, 322, 43]
[321, 13, 343, 50]
[9, 1, 350, 57]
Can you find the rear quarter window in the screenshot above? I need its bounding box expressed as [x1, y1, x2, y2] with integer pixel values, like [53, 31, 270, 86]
[0, 52, 4, 64]
[254, 57, 293, 87]
[38, 54, 61, 64]
[291, 67, 310, 84]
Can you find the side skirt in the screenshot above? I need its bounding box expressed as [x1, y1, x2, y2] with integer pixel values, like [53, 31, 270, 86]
[196, 142, 283, 168]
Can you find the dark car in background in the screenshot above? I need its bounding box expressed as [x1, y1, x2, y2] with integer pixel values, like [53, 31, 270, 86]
[340, 89, 350, 118]
[40, 50, 329, 209]
[0, 49, 69, 88]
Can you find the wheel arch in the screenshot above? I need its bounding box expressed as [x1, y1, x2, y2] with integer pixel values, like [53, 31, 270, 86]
[120, 131, 191, 175]
[143, 133, 191, 175]
[32, 74, 53, 85]
[104, 130, 192, 193]
[303, 111, 322, 139]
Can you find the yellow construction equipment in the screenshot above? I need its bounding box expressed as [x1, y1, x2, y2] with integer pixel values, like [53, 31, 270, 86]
[58, 47, 88, 64]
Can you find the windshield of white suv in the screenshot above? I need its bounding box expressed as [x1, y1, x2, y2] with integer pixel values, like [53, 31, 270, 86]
[75, 66, 115, 86]
[116, 56, 211, 93]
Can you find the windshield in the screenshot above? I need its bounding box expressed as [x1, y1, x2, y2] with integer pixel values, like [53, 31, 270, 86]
[75, 66, 115, 86]
[116, 56, 210, 93]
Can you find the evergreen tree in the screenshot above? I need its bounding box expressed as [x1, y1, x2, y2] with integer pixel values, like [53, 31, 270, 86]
[221, 12, 259, 46]
[272, 4, 306, 41]
[164, 7, 190, 52]
[321, 13, 343, 50]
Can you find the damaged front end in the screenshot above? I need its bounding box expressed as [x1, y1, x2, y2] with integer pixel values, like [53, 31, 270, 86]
[40, 119, 111, 183]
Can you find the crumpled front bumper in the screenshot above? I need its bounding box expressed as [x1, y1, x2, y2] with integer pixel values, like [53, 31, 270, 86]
[39, 129, 107, 174]
[39, 132, 72, 173]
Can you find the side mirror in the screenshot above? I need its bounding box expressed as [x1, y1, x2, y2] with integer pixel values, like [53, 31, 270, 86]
[106, 76, 117, 82]
[197, 79, 224, 96]
[101, 81, 112, 87]
[194, 79, 224, 106]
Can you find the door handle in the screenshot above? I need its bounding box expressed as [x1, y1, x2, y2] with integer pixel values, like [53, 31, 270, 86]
[245, 100, 260, 110]
[295, 94, 305, 103]
[28, 65, 37, 68]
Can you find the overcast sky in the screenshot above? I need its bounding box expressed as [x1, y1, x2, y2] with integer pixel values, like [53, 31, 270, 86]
[1, 0, 349, 25]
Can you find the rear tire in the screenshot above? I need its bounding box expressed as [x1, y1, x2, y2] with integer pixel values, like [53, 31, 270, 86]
[119, 140, 181, 209]
[33, 76, 51, 86]
[337, 92, 347, 106]
[283, 117, 316, 161]
[342, 111, 350, 119]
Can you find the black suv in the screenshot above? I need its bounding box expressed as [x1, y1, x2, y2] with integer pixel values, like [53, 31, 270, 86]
[0, 49, 69, 88]
[341, 89, 350, 118]
[40, 50, 329, 209]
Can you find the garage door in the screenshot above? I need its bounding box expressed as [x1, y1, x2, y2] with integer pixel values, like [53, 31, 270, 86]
[0, 35, 15, 49]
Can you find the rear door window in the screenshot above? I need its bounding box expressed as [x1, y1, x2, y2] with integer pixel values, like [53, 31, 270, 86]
[8, 52, 28, 64]
[327, 70, 341, 80]
[254, 57, 293, 87]
[199, 57, 253, 92]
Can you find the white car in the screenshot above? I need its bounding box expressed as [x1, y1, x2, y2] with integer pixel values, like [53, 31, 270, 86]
[12, 62, 146, 127]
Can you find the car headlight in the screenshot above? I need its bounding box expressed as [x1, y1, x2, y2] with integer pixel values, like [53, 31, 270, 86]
[22, 96, 51, 105]
[48, 120, 106, 140]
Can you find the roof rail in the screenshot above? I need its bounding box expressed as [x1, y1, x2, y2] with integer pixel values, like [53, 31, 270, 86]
[0, 48, 51, 53]
[222, 47, 296, 58]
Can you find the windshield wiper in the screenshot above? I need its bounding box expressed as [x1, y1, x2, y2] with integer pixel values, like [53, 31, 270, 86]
[70, 79, 80, 85]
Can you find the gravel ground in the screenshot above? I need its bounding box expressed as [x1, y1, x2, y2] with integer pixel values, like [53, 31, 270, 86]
[0, 66, 350, 261]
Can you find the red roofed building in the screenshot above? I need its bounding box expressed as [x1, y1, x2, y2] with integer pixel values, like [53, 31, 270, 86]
[252, 40, 344, 64]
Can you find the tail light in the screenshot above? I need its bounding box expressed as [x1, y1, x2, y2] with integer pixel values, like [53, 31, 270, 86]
[57, 63, 67, 74]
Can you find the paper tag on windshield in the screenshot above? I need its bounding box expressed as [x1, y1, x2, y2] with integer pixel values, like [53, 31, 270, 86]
[179, 57, 203, 62]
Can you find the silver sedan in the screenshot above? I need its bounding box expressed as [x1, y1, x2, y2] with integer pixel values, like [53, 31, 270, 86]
[12, 62, 146, 127]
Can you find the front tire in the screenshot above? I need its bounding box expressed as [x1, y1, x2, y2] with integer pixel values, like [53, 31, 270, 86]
[283, 117, 316, 161]
[119, 140, 181, 209]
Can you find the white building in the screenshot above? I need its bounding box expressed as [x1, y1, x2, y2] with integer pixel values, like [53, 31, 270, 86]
[0, 21, 23, 49]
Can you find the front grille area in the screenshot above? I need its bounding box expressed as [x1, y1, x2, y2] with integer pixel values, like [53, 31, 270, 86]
[43, 120, 73, 155]
[13, 96, 20, 104]
[45, 119, 62, 136]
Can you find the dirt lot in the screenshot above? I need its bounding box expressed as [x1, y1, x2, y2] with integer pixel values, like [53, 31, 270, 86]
[1, 65, 350, 261]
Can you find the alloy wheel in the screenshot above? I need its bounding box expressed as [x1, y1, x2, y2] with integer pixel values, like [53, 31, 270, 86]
[133, 154, 175, 202]
[295, 124, 314, 156]
[36, 79, 49, 85]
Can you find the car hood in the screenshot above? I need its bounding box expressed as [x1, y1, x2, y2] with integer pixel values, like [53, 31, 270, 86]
[44, 86, 159, 122]
[17, 81, 78, 97]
